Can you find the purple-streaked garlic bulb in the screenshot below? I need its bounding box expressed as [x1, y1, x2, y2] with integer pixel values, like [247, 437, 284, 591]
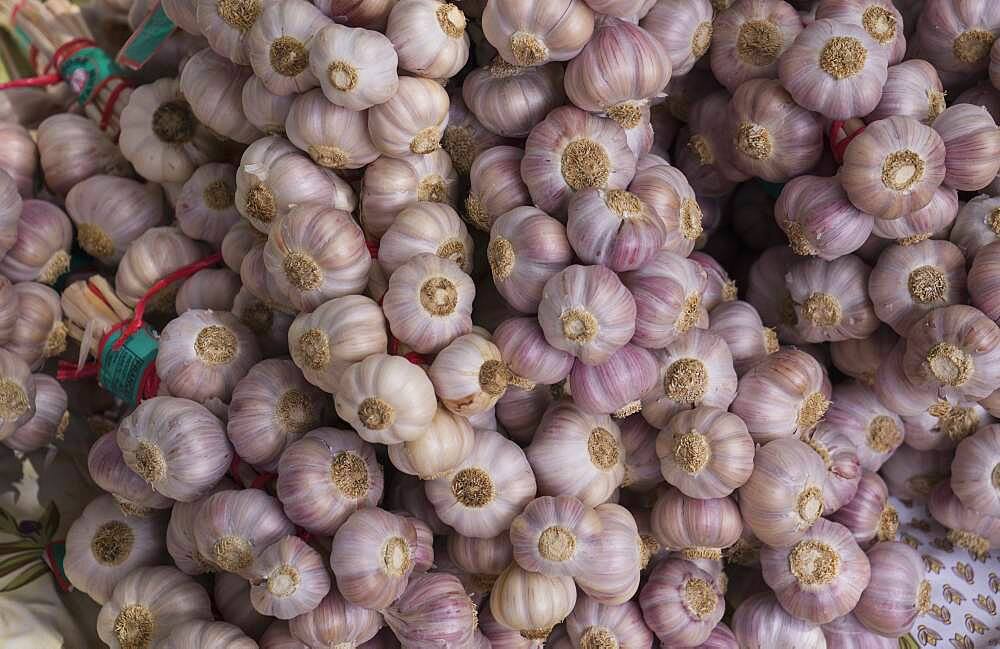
[639, 558, 725, 647]
[362, 151, 459, 239]
[36, 114, 133, 196]
[478, 601, 534, 648]
[482, 0, 594, 67]
[915, 0, 1000, 80]
[179, 49, 261, 144]
[88, 431, 173, 515]
[526, 400, 625, 506]
[867, 59, 946, 124]
[785, 255, 879, 343]
[569, 343, 658, 417]
[156, 309, 261, 404]
[447, 532, 513, 592]
[746, 245, 804, 344]
[309, 22, 399, 111]
[248, 536, 331, 619]
[566, 594, 654, 649]
[388, 406, 475, 479]
[902, 304, 1000, 401]
[488, 206, 573, 314]
[330, 507, 418, 610]
[932, 103, 1000, 192]
[801, 422, 863, 514]
[830, 325, 897, 387]
[821, 612, 895, 649]
[246, 1, 327, 95]
[286, 90, 379, 169]
[815, 0, 906, 63]
[640, 329, 738, 428]
[691, 253, 737, 312]
[652, 489, 742, 561]
[779, 19, 889, 120]
[387, 0, 470, 79]
[853, 541, 931, 637]
[65, 494, 167, 604]
[775, 175, 873, 261]
[840, 116, 947, 220]
[951, 194, 1000, 259]
[760, 518, 870, 624]
[65, 175, 165, 265]
[628, 158, 705, 256]
[162, 620, 257, 649]
[194, 489, 295, 577]
[575, 503, 643, 605]
[115, 226, 207, 309]
[260, 621, 308, 649]
[509, 495, 601, 577]
[870, 185, 958, 246]
[385, 573, 477, 648]
[0, 171, 18, 264]
[335, 353, 435, 444]
[2, 373, 66, 453]
[657, 406, 755, 499]
[951, 424, 1000, 517]
[623, 251, 708, 349]
[928, 481, 1000, 555]
[675, 92, 748, 198]
[489, 562, 578, 642]
[442, 95, 509, 176]
[0, 122, 35, 198]
[739, 438, 829, 547]
[288, 294, 388, 394]
[498, 385, 553, 445]
[243, 75, 295, 136]
[428, 334, 508, 416]
[830, 470, 899, 546]
[731, 348, 831, 444]
[195, 0, 261, 63]
[904, 395, 992, 451]
[4, 282, 66, 370]
[567, 188, 667, 273]
[96, 566, 212, 649]
[382, 254, 474, 354]
[223, 221, 266, 273]
[425, 428, 535, 538]
[620, 417, 662, 492]
[494, 317, 574, 389]
[824, 381, 904, 471]
[731, 592, 826, 649]
[368, 76, 450, 159]
[465, 146, 531, 233]
[288, 587, 384, 648]
[0, 199, 71, 284]
[640, 0, 713, 76]
[175, 163, 240, 247]
[522, 106, 637, 216]
[277, 427, 384, 535]
[709, 0, 803, 92]
[462, 59, 565, 140]
[708, 300, 778, 375]
[537, 265, 635, 367]
[379, 202, 472, 276]
[166, 483, 230, 576]
[175, 269, 241, 314]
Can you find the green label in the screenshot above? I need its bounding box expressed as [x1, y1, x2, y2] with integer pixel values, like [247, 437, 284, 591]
[59, 47, 127, 106]
[117, 4, 176, 71]
[98, 328, 158, 407]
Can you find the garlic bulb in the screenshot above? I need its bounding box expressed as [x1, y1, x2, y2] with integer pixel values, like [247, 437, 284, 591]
[248, 535, 331, 619]
[382, 254, 474, 354]
[731, 592, 826, 649]
[228, 359, 327, 470]
[96, 566, 212, 649]
[233, 287, 294, 357]
[509, 494, 601, 577]
[65, 175, 165, 264]
[746, 245, 804, 345]
[928, 481, 1000, 555]
[640, 0, 713, 77]
[829, 470, 899, 546]
[465, 146, 531, 232]
[224, 220, 267, 272]
[657, 405, 755, 499]
[652, 489, 742, 562]
[195, 0, 261, 64]
[462, 59, 566, 139]
[65, 494, 167, 604]
[822, 612, 895, 649]
[775, 174, 873, 261]
[569, 343, 658, 417]
[2, 373, 66, 453]
[639, 558, 725, 647]
[623, 251, 708, 349]
[825, 381, 903, 470]
[867, 59, 947, 124]
[288, 587, 383, 648]
[567, 188, 667, 273]
[0, 122, 36, 198]
[117, 396, 232, 502]
[115, 226, 208, 309]
[361, 151, 460, 239]
[708, 300, 778, 375]
[830, 325, 897, 386]
[739, 437, 829, 547]
[566, 594, 654, 649]
[88, 432, 173, 515]
[482, 0, 595, 67]
[175, 269, 241, 314]
[379, 202, 473, 276]
[494, 317, 574, 388]
[853, 541, 930, 637]
[932, 103, 1000, 192]
[288, 294, 388, 394]
[489, 562, 578, 641]
[676, 92, 749, 198]
[880, 443, 951, 504]
[488, 207, 572, 314]
[260, 621, 308, 649]
[195, 489, 295, 577]
[0, 199, 71, 284]
[277, 427, 383, 535]
[243, 75, 295, 136]
[447, 532, 513, 592]
[162, 621, 258, 649]
[800, 422, 863, 514]
[575, 503, 643, 605]
[915, 0, 1000, 80]
[180, 49, 262, 144]
[176, 163, 241, 246]
[385, 573, 477, 648]
[330, 507, 418, 610]
[215, 570, 275, 638]
[157, 309, 262, 404]
[904, 394, 992, 451]
[870, 184, 959, 245]
[369, 76, 450, 158]
[5, 282, 67, 370]
[0, 171, 18, 265]
[951, 424, 1000, 517]
[387, 0, 470, 79]
[428, 334, 509, 416]
[309, 22, 399, 110]
[388, 405, 475, 479]
[816, 0, 906, 64]
[526, 400, 625, 506]
[245, 0, 328, 95]
[709, 0, 803, 92]
[522, 106, 636, 216]
[264, 203, 370, 311]
[784, 255, 879, 343]
[951, 194, 1000, 260]
[872, 338, 938, 417]
[37, 114, 133, 196]
[285, 90, 380, 169]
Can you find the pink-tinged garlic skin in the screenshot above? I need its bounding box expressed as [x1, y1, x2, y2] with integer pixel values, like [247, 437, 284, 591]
[243, 239, 298, 313]
[869, 239, 967, 336]
[567, 188, 668, 273]
[822, 612, 895, 649]
[489, 206, 573, 313]
[830, 326, 897, 386]
[65, 175, 165, 265]
[880, 443, 951, 503]
[623, 252, 708, 349]
[161, 0, 200, 34]
[466, 146, 531, 233]
[575, 503, 643, 605]
[195, 0, 262, 64]
[497, 385, 553, 445]
[447, 532, 513, 588]
[0, 278, 16, 349]
[462, 59, 565, 139]
[264, 203, 371, 311]
[167, 481, 236, 575]
[162, 621, 257, 649]
[928, 481, 1000, 553]
[652, 489, 743, 561]
[214, 573, 272, 639]
[641, 329, 738, 428]
[657, 406, 755, 499]
[115, 226, 208, 309]
[482, 0, 595, 67]
[746, 245, 806, 345]
[64, 494, 167, 605]
[368, 76, 450, 159]
[830, 470, 899, 546]
[4, 282, 65, 370]
[825, 381, 904, 471]
[660, 623, 739, 649]
[932, 103, 1000, 191]
[490, 562, 577, 641]
[732, 592, 826, 649]
[246, 1, 327, 95]
[426, 429, 536, 538]
[538, 264, 636, 366]
[388, 406, 475, 479]
[904, 396, 994, 450]
[709, 0, 803, 93]
[902, 304, 1000, 401]
[641, 0, 713, 76]
[429, 334, 509, 416]
[727, 79, 823, 183]
[288, 587, 383, 648]
[96, 566, 213, 649]
[570, 343, 658, 416]
[285, 90, 379, 170]
[868, 185, 956, 246]
[494, 317, 575, 387]
[951, 424, 1000, 516]
[441, 94, 509, 176]
[785, 255, 880, 343]
[691, 252, 737, 312]
[175, 268, 241, 314]
[739, 437, 829, 547]
[2, 372, 66, 453]
[0, 122, 36, 198]
[509, 495, 602, 578]
[526, 400, 625, 506]
[387, 0, 470, 79]
[675, 93, 748, 198]
[873, 339, 938, 417]
[195, 489, 295, 578]
[731, 348, 832, 444]
[950, 194, 1000, 259]
[639, 558, 725, 647]
[801, 422, 863, 514]
[629, 160, 705, 256]
[867, 59, 946, 124]
[775, 175, 874, 261]
[362, 151, 460, 239]
[336, 353, 436, 444]
[37, 114, 133, 196]
[379, 202, 473, 276]
[566, 594, 654, 649]
[180, 49, 263, 144]
[619, 414, 661, 492]
[314, 0, 396, 29]
[261, 621, 309, 649]
[853, 541, 930, 636]
[175, 163, 240, 247]
[779, 19, 889, 121]
[88, 431, 174, 513]
[223, 220, 266, 272]
[841, 116, 947, 220]
[954, 81, 1000, 122]
[815, 0, 906, 64]
[309, 22, 399, 111]
[915, 0, 1000, 78]
[709, 300, 778, 376]
[330, 507, 418, 610]
[248, 536, 331, 620]
[761, 518, 870, 624]
[584, 0, 648, 18]
[522, 106, 637, 216]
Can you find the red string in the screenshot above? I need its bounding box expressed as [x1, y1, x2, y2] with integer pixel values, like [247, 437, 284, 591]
[0, 74, 60, 89]
[365, 240, 379, 259]
[42, 542, 72, 593]
[829, 120, 866, 164]
[296, 528, 312, 543]
[46, 38, 94, 74]
[8, 0, 27, 24]
[99, 78, 131, 131]
[228, 455, 276, 490]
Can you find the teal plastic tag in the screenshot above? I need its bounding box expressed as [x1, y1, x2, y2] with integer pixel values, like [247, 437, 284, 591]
[116, 4, 176, 71]
[58, 47, 126, 106]
[98, 328, 158, 407]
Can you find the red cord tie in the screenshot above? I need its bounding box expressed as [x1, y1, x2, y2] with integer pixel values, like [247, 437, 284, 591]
[229, 455, 277, 491]
[829, 119, 867, 164]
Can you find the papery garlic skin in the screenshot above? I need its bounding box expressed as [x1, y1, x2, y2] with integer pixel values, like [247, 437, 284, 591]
[37, 114, 133, 196]
[641, 0, 713, 76]
[161, 620, 258, 649]
[709, 300, 778, 375]
[490, 562, 578, 641]
[951, 424, 1000, 517]
[288, 587, 383, 649]
[489, 206, 573, 314]
[4, 282, 67, 371]
[575, 503, 643, 605]
[0, 199, 72, 285]
[932, 103, 1000, 192]
[243, 75, 295, 136]
[65, 175, 165, 264]
[867, 59, 946, 124]
[195, 0, 261, 64]
[309, 22, 399, 111]
[1, 372, 66, 453]
[447, 532, 513, 588]
[336, 353, 436, 444]
[830, 470, 899, 546]
[822, 612, 895, 649]
[567, 187, 668, 273]
[639, 558, 725, 647]
[871, 183, 958, 245]
[906, 396, 993, 453]
[362, 151, 460, 239]
[0, 173, 19, 266]
[709, 0, 803, 93]
[915, 0, 1000, 80]
[928, 481, 1000, 554]
[785, 255, 880, 343]
[950, 194, 1000, 259]
[494, 317, 574, 388]
[775, 175, 874, 261]
[387, 0, 470, 79]
[175, 163, 241, 247]
[223, 220, 266, 273]
[330, 507, 418, 610]
[180, 49, 262, 144]
[509, 495, 601, 578]
[249, 535, 331, 620]
[215, 571, 272, 639]
[88, 432, 173, 514]
[657, 405, 755, 499]
[175, 269, 241, 314]
[115, 226, 208, 309]
[465, 146, 531, 232]
[369, 76, 450, 159]
[624, 251, 709, 349]
[462, 59, 565, 139]
[652, 489, 743, 562]
[385, 572, 478, 648]
[0, 122, 36, 198]
[731, 592, 826, 649]
[388, 406, 475, 479]
[246, 1, 327, 96]
[286, 90, 380, 169]
[569, 343, 658, 417]
[195, 489, 295, 578]
[482, 0, 595, 67]
[429, 334, 509, 416]
[566, 594, 654, 649]
[853, 541, 930, 637]
[379, 202, 473, 277]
